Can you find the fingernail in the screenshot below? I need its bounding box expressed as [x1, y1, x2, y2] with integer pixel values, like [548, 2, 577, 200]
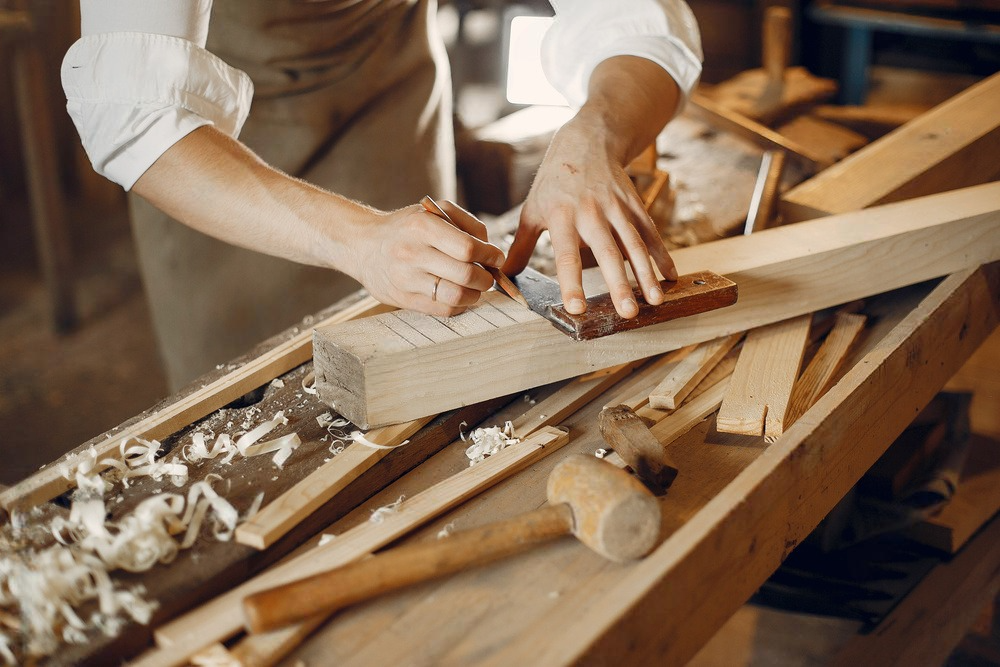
[622, 298, 638, 318]
[666, 266, 679, 281]
[568, 298, 587, 314]
[649, 286, 663, 304]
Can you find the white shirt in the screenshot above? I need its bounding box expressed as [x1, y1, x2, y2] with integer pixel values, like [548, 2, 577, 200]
[63, 0, 702, 191]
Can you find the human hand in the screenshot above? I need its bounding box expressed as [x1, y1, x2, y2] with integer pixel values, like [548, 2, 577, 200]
[502, 115, 677, 319]
[353, 200, 505, 317]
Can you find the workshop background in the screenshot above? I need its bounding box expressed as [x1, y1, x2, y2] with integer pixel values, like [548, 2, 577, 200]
[0, 0, 998, 664]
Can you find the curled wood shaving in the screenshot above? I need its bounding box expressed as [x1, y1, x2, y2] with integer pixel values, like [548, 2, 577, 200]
[351, 431, 409, 450]
[462, 421, 519, 466]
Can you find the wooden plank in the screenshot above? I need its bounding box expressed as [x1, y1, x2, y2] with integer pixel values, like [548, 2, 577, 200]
[784, 312, 867, 427]
[234, 416, 435, 550]
[649, 376, 732, 446]
[831, 510, 1000, 667]
[144, 364, 635, 664]
[775, 115, 868, 166]
[905, 433, 1000, 553]
[714, 314, 811, 440]
[648, 334, 742, 410]
[492, 263, 1000, 667]
[708, 67, 838, 125]
[0, 296, 395, 512]
[782, 73, 1000, 222]
[314, 183, 1000, 429]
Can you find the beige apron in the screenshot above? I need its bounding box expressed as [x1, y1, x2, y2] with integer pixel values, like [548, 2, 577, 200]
[129, 0, 455, 390]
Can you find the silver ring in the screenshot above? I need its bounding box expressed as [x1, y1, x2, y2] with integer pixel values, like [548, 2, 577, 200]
[431, 276, 442, 302]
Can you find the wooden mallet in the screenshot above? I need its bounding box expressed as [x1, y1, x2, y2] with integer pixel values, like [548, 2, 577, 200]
[242, 454, 661, 633]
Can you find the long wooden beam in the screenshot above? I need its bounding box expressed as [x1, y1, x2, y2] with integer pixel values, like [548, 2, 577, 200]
[314, 182, 1000, 428]
[781, 72, 1000, 222]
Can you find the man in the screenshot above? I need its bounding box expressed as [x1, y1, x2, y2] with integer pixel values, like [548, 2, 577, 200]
[62, 0, 702, 389]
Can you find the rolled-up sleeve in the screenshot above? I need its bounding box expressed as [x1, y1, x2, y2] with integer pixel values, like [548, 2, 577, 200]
[542, 0, 703, 113]
[62, 1, 253, 190]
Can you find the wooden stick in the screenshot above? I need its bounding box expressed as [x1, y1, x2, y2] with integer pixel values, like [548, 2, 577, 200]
[234, 416, 435, 549]
[313, 182, 1000, 430]
[0, 296, 393, 512]
[784, 313, 866, 427]
[717, 314, 811, 441]
[688, 91, 826, 169]
[649, 374, 732, 446]
[145, 364, 635, 664]
[648, 334, 742, 410]
[601, 347, 694, 412]
[743, 150, 787, 234]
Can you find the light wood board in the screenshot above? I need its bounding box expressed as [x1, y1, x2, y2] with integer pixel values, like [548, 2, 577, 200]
[314, 182, 1000, 428]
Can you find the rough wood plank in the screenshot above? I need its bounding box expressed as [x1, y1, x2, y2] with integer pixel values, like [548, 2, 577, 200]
[782, 73, 1000, 222]
[314, 183, 1000, 429]
[0, 296, 394, 511]
[831, 510, 1000, 667]
[495, 263, 1000, 667]
[234, 416, 435, 550]
[648, 334, 742, 410]
[776, 115, 868, 166]
[784, 313, 867, 427]
[716, 314, 811, 440]
[708, 67, 838, 125]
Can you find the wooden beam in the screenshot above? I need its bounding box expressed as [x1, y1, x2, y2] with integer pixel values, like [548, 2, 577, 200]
[0, 296, 394, 512]
[782, 72, 1000, 222]
[648, 334, 741, 410]
[314, 182, 1000, 429]
[784, 312, 866, 427]
[496, 263, 1000, 667]
[234, 416, 434, 550]
[717, 315, 811, 441]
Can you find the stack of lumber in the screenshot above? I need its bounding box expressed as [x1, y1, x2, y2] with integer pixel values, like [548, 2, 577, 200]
[0, 75, 998, 667]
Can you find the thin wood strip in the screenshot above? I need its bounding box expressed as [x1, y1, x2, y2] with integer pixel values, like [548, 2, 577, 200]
[0, 296, 394, 511]
[717, 315, 811, 441]
[648, 334, 742, 410]
[147, 363, 636, 663]
[601, 347, 695, 411]
[784, 313, 866, 427]
[234, 416, 435, 550]
[649, 375, 732, 446]
[636, 349, 740, 424]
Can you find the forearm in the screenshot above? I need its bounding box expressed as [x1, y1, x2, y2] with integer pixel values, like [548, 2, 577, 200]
[572, 55, 681, 165]
[132, 125, 373, 279]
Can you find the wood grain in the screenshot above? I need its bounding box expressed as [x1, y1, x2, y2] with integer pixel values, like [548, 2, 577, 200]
[718, 315, 811, 441]
[314, 182, 1000, 429]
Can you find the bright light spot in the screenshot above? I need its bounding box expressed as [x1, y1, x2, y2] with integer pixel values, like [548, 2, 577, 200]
[506, 16, 568, 107]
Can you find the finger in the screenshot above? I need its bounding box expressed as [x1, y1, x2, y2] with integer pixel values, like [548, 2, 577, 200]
[438, 200, 489, 241]
[578, 223, 638, 319]
[627, 199, 678, 282]
[423, 214, 505, 268]
[416, 246, 496, 292]
[608, 209, 664, 306]
[502, 217, 543, 276]
[547, 224, 588, 315]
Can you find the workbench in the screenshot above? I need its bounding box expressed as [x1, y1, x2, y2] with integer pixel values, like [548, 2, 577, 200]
[2, 81, 999, 666]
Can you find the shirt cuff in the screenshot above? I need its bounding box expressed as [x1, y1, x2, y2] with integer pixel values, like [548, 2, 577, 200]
[62, 32, 254, 190]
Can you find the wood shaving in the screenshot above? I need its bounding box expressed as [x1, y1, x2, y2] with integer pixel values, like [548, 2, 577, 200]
[317, 534, 336, 546]
[243, 433, 301, 470]
[437, 523, 455, 539]
[351, 431, 409, 450]
[463, 421, 519, 466]
[369, 496, 405, 524]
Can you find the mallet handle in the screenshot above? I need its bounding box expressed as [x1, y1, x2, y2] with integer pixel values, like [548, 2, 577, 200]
[243, 503, 573, 634]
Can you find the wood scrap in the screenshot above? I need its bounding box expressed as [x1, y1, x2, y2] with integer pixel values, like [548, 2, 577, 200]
[776, 115, 868, 166]
[718, 314, 811, 441]
[784, 312, 867, 427]
[314, 182, 1000, 429]
[782, 72, 1000, 222]
[235, 416, 435, 550]
[648, 334, 742, 410]
[708, 67, 838, 126]
[650, 375, 732, 446]
[813, 103, 927, 140]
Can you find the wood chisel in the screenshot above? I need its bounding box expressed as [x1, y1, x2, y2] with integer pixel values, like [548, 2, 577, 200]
[420, 196, 738, 341]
